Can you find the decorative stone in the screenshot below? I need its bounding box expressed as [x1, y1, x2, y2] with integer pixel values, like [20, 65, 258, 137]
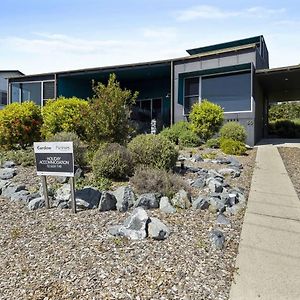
[10, 190, 32, 203]
[2, 184, 26, 198]
[219, 167, 241, 178]
[0, 168, 16, 180]
[135, 193, 160, 209]
[228, 157, 242, 169]
[210, 230, 225, 250]
[98, 191, 117, 211]
[0, 180, 10, 194]
[55, 176, 69, 184]
[159, 196, 176, 214]
[2, 161, 15, 168]
[216, 214, 230, 225]
[74, 167, 84, 179]
[28, 197, 45, 210]
[113, 186, 136, 212]
[192, 196, 210, 210]
[208, 197, 225, 213]
[170, 189, 191, 209]
[190, 154, 203, 162]
[191, 178, 206, 189]
[208, 179, 223, 193]
[75, 187, 101, 209]
[148, 217, 170, 240]
[55, 184, 71, 202]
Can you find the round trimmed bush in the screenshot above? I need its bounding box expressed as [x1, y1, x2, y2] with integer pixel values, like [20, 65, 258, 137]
[206, 138, 220, 149]
[41, 97, 89, 139]
[220, 121, 247, 142]
[189, 100, 224, 141]
[128, 134, 178, 170]
[178, 130, 201, 147]
[47, 131, 87, 167]
[220, 138, 246, 155]
[92, 143, 134, 180]
[0, 101, 42, 149]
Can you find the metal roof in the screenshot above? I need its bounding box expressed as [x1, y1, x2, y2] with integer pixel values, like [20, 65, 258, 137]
[0, 70, 24, 75]
[256, 64, 300, 74]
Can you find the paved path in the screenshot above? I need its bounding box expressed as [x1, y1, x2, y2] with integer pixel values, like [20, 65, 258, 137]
[229, 143, 300, 300]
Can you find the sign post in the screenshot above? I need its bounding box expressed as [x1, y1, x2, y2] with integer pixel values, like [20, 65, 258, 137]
[34, 142, 76, 212]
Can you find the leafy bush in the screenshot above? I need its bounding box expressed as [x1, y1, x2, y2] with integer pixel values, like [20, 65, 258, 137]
[269, 102, 300, 121]
[128, 134, 178, 170]
[205, 138, 220, 149]
[0, 101, 42, 149]
[130, 166, 189, 198]
[85, 73, 138, 145]
[269, 119, 300, 138]
[189, 100, 224, 141]
[220, 121, 247, 142]
[0, 148, 35, 167]
[47, 131, 87, 166]
[76, 176, 112, 191]
[41, 97, 88, 139]
[220, 138, 246, 155]
[92, 143, 134, 180]
[160, 121, 201, 147]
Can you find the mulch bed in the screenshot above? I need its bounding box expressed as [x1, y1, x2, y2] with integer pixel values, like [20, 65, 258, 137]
[278, 147, 300, 199]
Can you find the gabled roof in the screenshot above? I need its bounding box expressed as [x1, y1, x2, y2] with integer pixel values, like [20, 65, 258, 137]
[186, 35, 263, 55]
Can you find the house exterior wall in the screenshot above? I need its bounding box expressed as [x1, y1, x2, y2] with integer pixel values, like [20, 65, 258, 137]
[0, 71, 23, 107]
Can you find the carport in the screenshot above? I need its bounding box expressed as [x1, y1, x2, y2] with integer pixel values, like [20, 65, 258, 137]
[255, 64, 300, 138]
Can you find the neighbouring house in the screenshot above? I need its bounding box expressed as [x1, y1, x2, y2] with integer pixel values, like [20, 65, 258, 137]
[7, 35, 300, 146]
[0, 70, 24, 108]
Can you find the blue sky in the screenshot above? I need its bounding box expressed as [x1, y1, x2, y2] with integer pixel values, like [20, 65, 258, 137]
[1, 0, 300, 74]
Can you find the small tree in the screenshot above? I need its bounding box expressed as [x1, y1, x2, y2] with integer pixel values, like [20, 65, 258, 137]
[85, 74, 138, 145]
[189, 100, 224, 141]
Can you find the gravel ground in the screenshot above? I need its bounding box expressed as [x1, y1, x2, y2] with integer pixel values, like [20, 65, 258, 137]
[0, 149, 257, 300]
[278, 147, 300, 199]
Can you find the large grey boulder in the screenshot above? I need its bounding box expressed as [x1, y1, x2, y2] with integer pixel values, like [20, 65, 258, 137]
[216, 214, 230, 225]
[75, 187, 101, 209]
[208, 169, 224, 181]
[228, 157, 242, 169]
[10, 190, 32, 203]
[159, 196, 176, 214]
[2, 161, 15, 168]
[191, 178, 206, 189]
[109, 207, 149, 240]
[170, 189, 191, 209]
[135, 193, 159, 209]
[0, 180, 9, 194]
[0, 168, 16, 180]
[98, 191, 117, 211]
[2, 184, 26, 198]
[208, 179, 223, 193]
[192, 196, 210, 210]
[55, 184, 71, 202]
[28, 197, 45, 210]
[113, 186, 136, 212]
[225, 202, 246, 215]
[210, 230, 225, 250]
[148, 217, 170, 240]
[190, 154, 203, 162]
[219, 167, 241, 178]
[208, 197, 226, 213]
[55, 176, 69, 184]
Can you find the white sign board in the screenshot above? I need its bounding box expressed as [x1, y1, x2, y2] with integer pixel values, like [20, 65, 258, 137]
[34, 142, 74, 177]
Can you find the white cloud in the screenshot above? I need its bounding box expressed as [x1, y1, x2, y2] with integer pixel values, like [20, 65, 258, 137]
[175, 5, 285, 21]
[142, 27, 177, 39]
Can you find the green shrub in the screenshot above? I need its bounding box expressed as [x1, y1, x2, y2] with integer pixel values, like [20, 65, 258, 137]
[269, 102, 300, 121]
[92, 143, 134, 180]
[0, 148, 35, 167]
[205, 138, 220, 149]
[189, 100, 224, 141]
[269, 119, 300, 138]
[76, 176, 112, 191]
[85, 73, 138, 145]
[47, 131, 87, 166]
[41, 97, 88, 139]
[128, 134, 178, 170]
[160, 121, 201, 147]
[130, 166, 189, 198]
[220, 121, 247, 142]
[0, 101, 42, 149]
[220, 138, 246, 155]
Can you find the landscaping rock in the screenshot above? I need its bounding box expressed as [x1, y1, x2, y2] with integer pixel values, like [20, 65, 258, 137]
[208, 179, 223, 193]
[219, 167, 241, 178]
[186, 166, 201, 173]
[10, 190, 32, 203]
[216, 214, 230, 225]
[0, 179, 9, 194]
[0, 168, 16, 180]
[56, 176, 69, 184]
[109, 207, 149, 240]
[159, 196, 176, 214]
[228, 157, 242, 169]
[225, 202, 246, 215]
[210, 230, 225, 250]
[135, 193, 159, 209]
[191, 178, 206, 189]
[208, 197, 226, 213]
[98, 191, 117, 211]
[55, 184, 71, 202]
[190, 154, 203, 162]
[28, 197, 45, 210]
[208, 169, 224, 181]
[74, 167, 84, 179]
[113, 186, 136, 212]
[75, 187, 101, 209]
[2, 184, 26, 198]
[148, 217, 170, 240]
[192, 196, 210, 210]
[170, 189, 191, 209]
[2, 161, 15, 168]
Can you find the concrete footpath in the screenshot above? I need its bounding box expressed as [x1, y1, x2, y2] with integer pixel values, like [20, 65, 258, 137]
[229, 143, 300, 300]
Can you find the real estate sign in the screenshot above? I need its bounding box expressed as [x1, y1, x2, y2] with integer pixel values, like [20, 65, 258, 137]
[33, 142, 74, 177]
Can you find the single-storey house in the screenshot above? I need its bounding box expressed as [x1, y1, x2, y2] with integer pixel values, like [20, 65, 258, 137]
[7, 35, 300, 146]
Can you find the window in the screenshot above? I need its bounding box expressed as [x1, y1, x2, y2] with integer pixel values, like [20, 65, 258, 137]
[11, 83, 21, 103]
[184, 77, 199, 114]
[133, 98, 162, 122]
[0, 90, 7, 105]
[22, 82, 41, 105]
[201, 72, 251, 112]
[43, 81, 55, 104]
